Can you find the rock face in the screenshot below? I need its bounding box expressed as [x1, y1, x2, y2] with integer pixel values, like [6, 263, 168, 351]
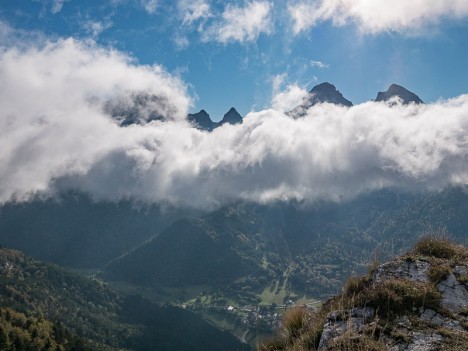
[290, 82, 353, 117]
[318, 307, 375, 350]
[375, 84, 424, 104]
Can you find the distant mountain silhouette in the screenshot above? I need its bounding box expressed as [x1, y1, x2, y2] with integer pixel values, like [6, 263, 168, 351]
[187, 107, 243, 131]
[375, 84, 424, 104]
[290, 82, 353, 117]
[188, 109, 217, 131]
[218, 107, 243, 126]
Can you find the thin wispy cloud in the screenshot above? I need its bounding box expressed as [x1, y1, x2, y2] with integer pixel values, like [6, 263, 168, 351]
[51, 0, 68, 14]
[288, 0, 468, 34]
[140, 0, 158, 14]
[310, 60, 329, 69]
[203, 1, 273, 44]
[178, 0, 212, 26]
[82, 19, 113, 38]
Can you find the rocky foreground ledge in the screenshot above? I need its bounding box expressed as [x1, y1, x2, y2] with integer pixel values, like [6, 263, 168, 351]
[259, 236, 468, 351]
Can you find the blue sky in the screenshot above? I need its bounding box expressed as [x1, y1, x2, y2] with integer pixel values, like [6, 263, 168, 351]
[1, 0, 468, 120]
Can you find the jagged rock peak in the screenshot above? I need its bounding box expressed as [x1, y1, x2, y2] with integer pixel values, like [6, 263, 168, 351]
[308, 82, 353, 107]
[188, 109, 216, 131]
[375, 84, 424, 104]
[289, 82, 353, 117]
[219, 107, 243, 126]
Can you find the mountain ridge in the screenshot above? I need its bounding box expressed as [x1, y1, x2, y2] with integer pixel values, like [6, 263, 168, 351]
[188, 107, 243, 131]
[187, 83, 424, 125]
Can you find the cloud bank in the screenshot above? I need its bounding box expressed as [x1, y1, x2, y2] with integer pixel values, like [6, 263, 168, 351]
[288, 0, 468, 34]
[1, 37, 468, 208]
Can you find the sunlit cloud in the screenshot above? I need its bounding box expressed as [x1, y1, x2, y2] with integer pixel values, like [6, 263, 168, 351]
[288, 0, 468, 35]
[1, 35, 467, 209]
[203, 1, 273, 44]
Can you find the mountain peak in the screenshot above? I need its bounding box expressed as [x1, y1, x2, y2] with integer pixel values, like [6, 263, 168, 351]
[188, 109, 216, 131]
[289, 82, 353, 117]
[375, 84, 424, 104]
[219, 107, 243, 126]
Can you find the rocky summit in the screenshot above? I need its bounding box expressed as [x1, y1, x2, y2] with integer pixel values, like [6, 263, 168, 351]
[375, 84, 424, 105]
[259, 236, 468, 351]
[218, 107, 243, 126]
[188, 109, 217, 131]
[289, 82, 353, 117]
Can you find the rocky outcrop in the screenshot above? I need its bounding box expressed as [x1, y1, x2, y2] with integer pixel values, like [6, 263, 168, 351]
[316, 243, 468, 351]
[438, 266, 468, 312]
[258, 238, 467, 351]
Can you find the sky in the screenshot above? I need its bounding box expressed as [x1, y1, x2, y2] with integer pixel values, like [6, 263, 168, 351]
[1, 0, 468, 120]
[0, 1, 468, 209]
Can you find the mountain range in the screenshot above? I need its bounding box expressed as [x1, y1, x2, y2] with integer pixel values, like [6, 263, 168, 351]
[189, 83, 424, 129]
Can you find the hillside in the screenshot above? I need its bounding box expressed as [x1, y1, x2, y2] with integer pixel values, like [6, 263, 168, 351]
[259, 236, 468, 350]
[0, 247, 250, 351]
[104, 188, 468, 304]
[0, 192, 198, 268]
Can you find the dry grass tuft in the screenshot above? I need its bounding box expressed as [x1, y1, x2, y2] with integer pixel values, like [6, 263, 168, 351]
[412, 234, 462, 259]
[359, 279, 441, 318]
[428, 264, 452, 284]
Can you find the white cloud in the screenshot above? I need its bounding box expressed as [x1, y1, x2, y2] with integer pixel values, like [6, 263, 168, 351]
[272, 84, 308, 112]
[140, 0, 158, 14]
[178, 0, 212, 25]
[0, 37, 192, 203]
[203, 1, 273, 44]
[288, 0, 468, 34]
[51, 0, 68, 14]
[270, 73, 308, 112]
[1, 29, 468, 209]
[310, 60, 329, 69]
